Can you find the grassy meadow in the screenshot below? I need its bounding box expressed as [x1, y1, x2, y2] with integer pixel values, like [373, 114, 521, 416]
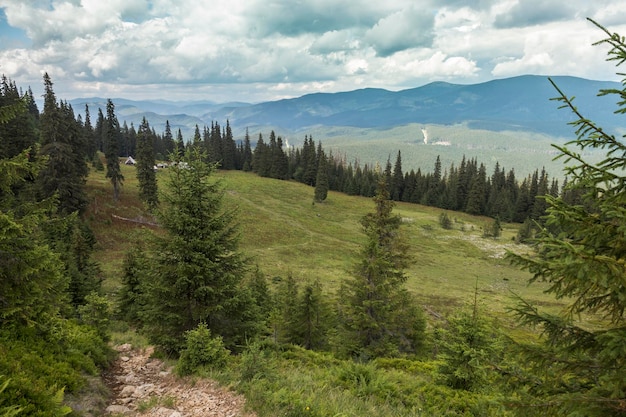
[89, 161, 562, 331]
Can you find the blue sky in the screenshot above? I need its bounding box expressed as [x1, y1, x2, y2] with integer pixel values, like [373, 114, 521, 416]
[0, 0, 625, 103]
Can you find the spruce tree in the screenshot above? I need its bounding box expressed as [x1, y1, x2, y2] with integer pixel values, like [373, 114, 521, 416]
[314, 148, 329, 202]
[104, 99, 123, 200]
[0, 149, 68, 324]
[391, 150, 404, 201]
[506, 19, 626, 416]
[0, 77, 36, 160]
[38, 74, 89, 214]
[242, 128, 253, 171]
[141, 148, 259, 353]
[337, 178, 425, 359]
[136, 117, 158, 210]
[163, 120, 175, 158]
[293, 280, 332, 350]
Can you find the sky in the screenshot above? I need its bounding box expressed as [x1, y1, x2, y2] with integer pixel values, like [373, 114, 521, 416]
[1, 0, 625, 104]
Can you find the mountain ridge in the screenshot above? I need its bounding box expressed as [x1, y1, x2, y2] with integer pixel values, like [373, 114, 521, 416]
[70, 75, 623, 140]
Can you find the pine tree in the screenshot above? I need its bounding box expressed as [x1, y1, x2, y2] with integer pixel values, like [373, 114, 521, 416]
[506, 19, 626, 416]
[141, 148, 259, 353]
[314, 148, 329, 202]
[136, 117, 158, 210]
[83, 104, 97, 160]
[391, 150, 404, 201]
[104, 99, 124, 201]
[337, 178, 425, 359]
[465, 163, 487, 215]
[0, 77, 36, 160]
[175, 129, 185, 160]
[222, 120, 236, 170]
[253, 133, 270, 177]
[163, 120, 175, 159]
[38, 74, 89, 214]
[242, 128, 253, 171]
[293, 280, 332, 350]
[0, 149, 68, 324]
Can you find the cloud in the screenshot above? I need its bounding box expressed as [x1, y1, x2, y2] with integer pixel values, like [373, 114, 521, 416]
[0, 0, 625, 103]
[364, 5, 435, 56]
[493, 0, 579, 28]
[491, 20, 613, 79]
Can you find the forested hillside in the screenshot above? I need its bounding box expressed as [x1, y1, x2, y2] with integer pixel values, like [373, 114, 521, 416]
[1, 19, 625, 417]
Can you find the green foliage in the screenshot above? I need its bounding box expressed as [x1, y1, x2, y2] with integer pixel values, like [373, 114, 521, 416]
[313, 149, 329, 202]
[139, 148, 260, 353]
[223, 341, 510, 417]
[337, 178, 426, 359]
[77, 292, 111, 342]
[42, 214, 101, 308]
[177, 323, 230, 375]
[104, 99, 124, 200]
[38, 74, 90, 215]
[515, 217, 536, 243]
[0, 151, 69, 325]
[506, 19, 626, 416]
[0, 320, 111, 417]
[136, 117, 159, 210]
[436, 308, 503, 391]
[238, 340, 279, 383]
[483, 216, 502, 239]
[0, 85, 112, 417]
[117, 245, 148, 324]
[0, 376, 22, 417]
[438, 211, 453, 229]
[274, 277, 334, 350]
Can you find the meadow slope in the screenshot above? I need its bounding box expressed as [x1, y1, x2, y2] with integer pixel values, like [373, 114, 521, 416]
[89, 163, 560, 327]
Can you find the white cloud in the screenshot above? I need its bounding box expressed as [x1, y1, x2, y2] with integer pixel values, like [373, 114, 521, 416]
[364, 5, 435, 56]
[0, 0, 624, 102]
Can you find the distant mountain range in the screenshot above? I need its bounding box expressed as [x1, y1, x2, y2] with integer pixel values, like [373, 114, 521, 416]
[70, 75, 623, 140]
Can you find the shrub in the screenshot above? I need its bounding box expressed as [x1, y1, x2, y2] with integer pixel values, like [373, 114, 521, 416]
[438, 212, 453, 229]
[77, 292, 111, 342]
[176, 323, 230, 376]
[238, 340, 278, 383]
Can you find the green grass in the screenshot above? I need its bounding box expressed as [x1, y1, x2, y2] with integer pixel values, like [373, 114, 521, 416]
[219, 170, 555, 323]
[88, 165, 563, 325]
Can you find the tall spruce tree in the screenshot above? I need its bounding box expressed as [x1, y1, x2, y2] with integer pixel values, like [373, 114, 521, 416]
[136, 117, 158, 210]
[391, 150, 404, 201]
[38, 74, 90, 214]
[314, 148, 329, 202]
[506, 19, 626, 416]
[141, 148, 259, 353]
[0, 77, 36, 160]
[337, 178, 425, 359]
[104, 99, 124, 201]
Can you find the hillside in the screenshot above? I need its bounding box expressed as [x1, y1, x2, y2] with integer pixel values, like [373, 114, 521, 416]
[90, 164, 557, 320]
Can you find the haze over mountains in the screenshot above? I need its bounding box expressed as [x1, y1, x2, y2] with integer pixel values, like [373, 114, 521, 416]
[70, 75, 622, 141]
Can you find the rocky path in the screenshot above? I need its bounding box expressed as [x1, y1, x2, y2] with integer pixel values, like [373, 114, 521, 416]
[103, 344, 256, 417]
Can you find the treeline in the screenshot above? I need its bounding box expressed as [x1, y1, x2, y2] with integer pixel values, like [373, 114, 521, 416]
[153, 124, 567, 225]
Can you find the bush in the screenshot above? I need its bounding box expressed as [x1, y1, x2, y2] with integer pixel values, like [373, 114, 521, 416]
[438, 212, 453, 229]
[238, 340, 278, 383]
[176, 323, 230, 376]
[77, 292, 111, 342]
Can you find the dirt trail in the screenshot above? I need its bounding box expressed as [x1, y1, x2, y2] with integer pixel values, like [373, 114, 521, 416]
[103, 344, 256, 417]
